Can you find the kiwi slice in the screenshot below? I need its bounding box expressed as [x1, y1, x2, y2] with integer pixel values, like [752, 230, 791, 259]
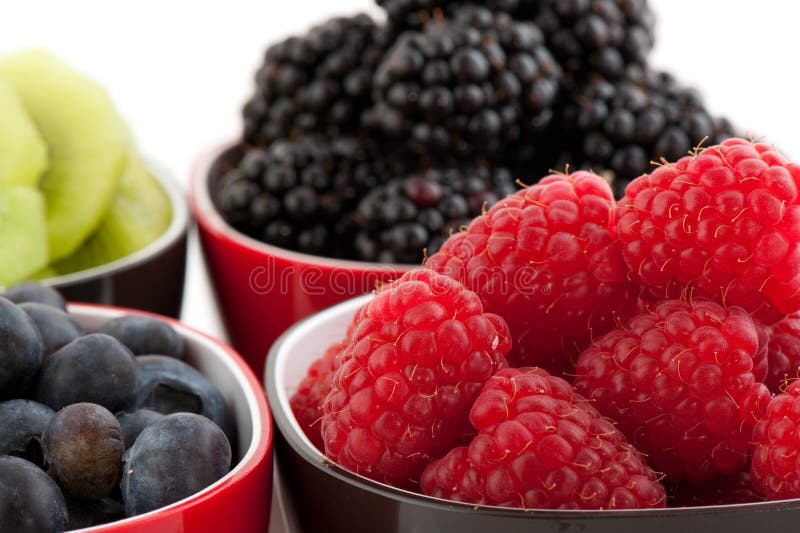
[0, 187, 48, 286]
[0, 79, 47, 187]
[53, 156, 172, 275]
[0, 49, 128, 260]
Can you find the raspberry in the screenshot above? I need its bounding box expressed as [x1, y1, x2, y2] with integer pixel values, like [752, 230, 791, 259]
[670, 471, 765, 507]
[420, 367, 666, 509]
[765, 313, 800, 392]
[321, 269, 511, 488]
[751, 381, 800, 500]
[426, 171, 638, 375]
[614, 137, 800, 323]
[574, 298, 771, 482]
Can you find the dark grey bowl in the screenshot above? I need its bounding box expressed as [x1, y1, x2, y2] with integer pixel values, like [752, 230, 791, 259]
[265, 295, 800, 533]
[37, 162, 188, 318]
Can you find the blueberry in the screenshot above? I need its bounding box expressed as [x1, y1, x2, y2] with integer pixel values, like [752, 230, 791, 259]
[19, 302, 83, 358]
[0, 455, 68, 533]
[121, 413, 231, 516]
[0, 399, 54, 466]
[66, 496, 125, 530]
[34, 333, 138, 412]
[116, 409, 164, 450]
[42, 403, 125, 501]
[98, 315, 185, 359]
[0, 297, 44, 398]
[134, 355, 234, 443]
[3, 282, 67, 311]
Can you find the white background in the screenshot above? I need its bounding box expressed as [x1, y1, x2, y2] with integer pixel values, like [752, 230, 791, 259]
[1, 2, 797, 531]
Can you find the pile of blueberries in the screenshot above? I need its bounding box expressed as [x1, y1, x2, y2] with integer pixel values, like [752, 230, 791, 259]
[0, 283, 234, 532]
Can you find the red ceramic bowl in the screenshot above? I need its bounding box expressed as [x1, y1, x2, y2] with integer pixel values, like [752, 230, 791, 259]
[266, 295, 800, 533]
[68, 303, 272, 533]
[190, 142, 411, 376]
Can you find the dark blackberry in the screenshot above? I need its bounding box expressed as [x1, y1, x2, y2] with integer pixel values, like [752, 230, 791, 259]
[376, 0, 521, 32]
[367, 5, 560, 160]
[532, 0, 656, 79]
[242, 15, 387, 146]
[214, 137, 385, 257]
[555, 68, 736, 197]
[353, 165, 518, 264]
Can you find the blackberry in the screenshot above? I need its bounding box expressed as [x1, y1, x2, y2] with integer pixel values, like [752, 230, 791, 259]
[367, 5, 560, 160]
[376, 0, 522, 32]
[242, 15, 387, 146]
[214, 137, 385, 257]
[532, 0, 656, 79]
[353, 165, 518, 264]
[556, 68, 736, 197]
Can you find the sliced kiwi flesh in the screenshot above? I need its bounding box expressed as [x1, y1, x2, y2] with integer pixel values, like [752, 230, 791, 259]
[0, 78, 48, 187]
[0, 186, 49, 286]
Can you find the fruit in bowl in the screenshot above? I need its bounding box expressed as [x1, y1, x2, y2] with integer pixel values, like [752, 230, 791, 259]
[0, 283, 272, 532]
[0, 50, 186, 316]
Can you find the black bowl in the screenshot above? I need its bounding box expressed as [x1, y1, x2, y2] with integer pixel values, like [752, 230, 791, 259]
[265, 295, 800, 533]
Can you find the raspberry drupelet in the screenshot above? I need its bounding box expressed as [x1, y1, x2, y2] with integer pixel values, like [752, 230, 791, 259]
[574, 298, 771, 483]
[764, 313, 800, 393]
[321, 269, 511, 488]
[421, 367, 666, 509]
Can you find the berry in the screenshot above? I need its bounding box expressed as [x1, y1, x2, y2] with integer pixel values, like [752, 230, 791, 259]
[66, 497, 125, 530]
[614, 138, 800, 323]
[670, 471, 765, 507]
[20, 302, 83, 358]
[0, 399, 54, 466]
[42, 403, 125, 501]
[420, 367, 666, 509]
[33, 333, 139, 412]
[98, 315, 184, 359]
[121, 413, 232, 517]
[242, 14, 387, 145]
[426, 170, 638, 375]
[376, 0, 522, 32]
[215, 136, 385, 257]
[353, 166, 518, 264]
[116, 409, 164, 450]
[3, 282, 67, 311]
[751, 380, 800, 500]
[574, 298, 771, 482]
[764, 313, 800, 392]
[321, 269, 511, 488]
[0, 455, 68, 533]
[368, 5, 560, 159]
[0, 296, 43, 398]
[556, 68, 735, 197]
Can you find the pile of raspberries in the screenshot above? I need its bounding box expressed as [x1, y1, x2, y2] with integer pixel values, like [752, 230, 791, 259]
[291, 138, 800, 509]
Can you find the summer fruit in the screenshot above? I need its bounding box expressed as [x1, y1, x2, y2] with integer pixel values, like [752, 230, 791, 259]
[321, 268, 511, 488]
[116, 409, 164, 450]
[98, 314, 184, 359]
[751, 380, 800, 500]
[670, 471, 765, 507]
[0, 455, 68, 533]
[2, 281, 67, 310]
[574, 298, 771, 483]
[0, 186, 48, 285]
[368, 5, 560, 159]
[121, 412, 232, 517]
[0, 296, 44, 398]
[0, 78, 47, 187]
[421, 367, 666, 509]
[66, 497, 126, 530]
[764, 312, 800, 392]
[20, 302, 84, 358]
[614, 138, 800, 323]
[42, 402, 125, 501]
[33, 333, 139, 412]
[426, 170, 638, 375]
[0, 49, 129, 261]
[0, 399, 54, 465]
[53, 155, 172, 274]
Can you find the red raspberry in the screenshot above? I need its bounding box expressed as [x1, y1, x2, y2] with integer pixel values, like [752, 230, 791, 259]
[321, 269, 511, 488]
[420, 367, 666, 509]
[574, 298, 771, 482]
[426, 171, 638, 375]
[751, 380, 800, 500]
[614, 138, 800, 323]
[670, 471, 765, 507]
[764, 313, 800, 392]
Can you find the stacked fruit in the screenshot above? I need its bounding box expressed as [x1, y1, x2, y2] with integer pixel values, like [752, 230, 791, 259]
[292, 138, 800, 509]
[0, 283, 233, 531]
[215, 0, 734, 263]
[0, 50, 172, 287]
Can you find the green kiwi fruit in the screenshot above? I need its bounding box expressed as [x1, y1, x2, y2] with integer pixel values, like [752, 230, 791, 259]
[0, 78, 47, 187]
[0, 187, 48, 286]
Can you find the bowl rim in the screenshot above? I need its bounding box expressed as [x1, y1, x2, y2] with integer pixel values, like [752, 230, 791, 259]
[266, 294, 800, 519]
[189, 139, 416, 272]
[34, 159, 190, 289]
[68, 303, 272, 532]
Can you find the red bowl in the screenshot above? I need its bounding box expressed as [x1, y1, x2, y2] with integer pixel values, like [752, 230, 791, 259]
[190, 142, 411, 376]
[68, 303, 272, 533]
